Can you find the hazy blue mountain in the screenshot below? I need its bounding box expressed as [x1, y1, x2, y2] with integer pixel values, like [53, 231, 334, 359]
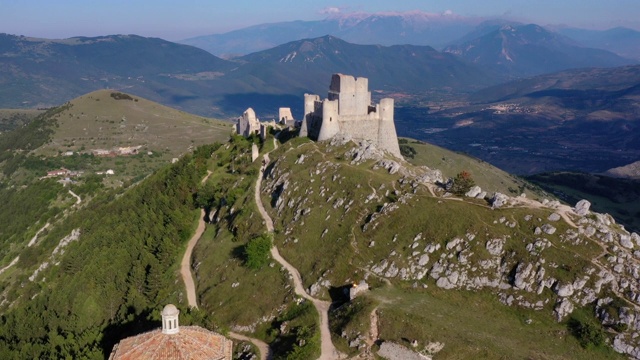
[443, 24, 636, 78]
[180, 12, 481, 57]
[557, 27, 640, 60]
[0, 33, 233, 109]
[234, 35, 497, 94]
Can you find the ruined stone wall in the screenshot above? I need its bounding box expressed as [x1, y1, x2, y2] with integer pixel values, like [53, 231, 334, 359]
[301, 94, 321, 138]
[278, 107, 294, 124]
[328, 74, 371, 116]
[237, 107, 260, 137]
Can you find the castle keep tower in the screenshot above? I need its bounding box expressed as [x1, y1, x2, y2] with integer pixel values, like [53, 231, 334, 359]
[300, 73, 402, 158]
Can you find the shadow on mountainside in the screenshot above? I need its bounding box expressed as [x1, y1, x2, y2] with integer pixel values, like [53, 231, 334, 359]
[218, 93, 303, 117]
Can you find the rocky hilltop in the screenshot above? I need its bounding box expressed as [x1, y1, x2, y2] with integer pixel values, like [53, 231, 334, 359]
[254, 134, 640, 358]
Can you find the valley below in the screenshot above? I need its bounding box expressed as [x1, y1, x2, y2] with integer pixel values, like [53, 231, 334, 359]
[395, 103, 640, 175]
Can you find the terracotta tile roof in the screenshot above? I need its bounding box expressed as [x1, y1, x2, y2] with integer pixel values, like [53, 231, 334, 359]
[109, 326, 233, 360]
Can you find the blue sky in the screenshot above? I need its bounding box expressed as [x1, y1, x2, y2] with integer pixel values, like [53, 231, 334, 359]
[2, 0, 639, 40]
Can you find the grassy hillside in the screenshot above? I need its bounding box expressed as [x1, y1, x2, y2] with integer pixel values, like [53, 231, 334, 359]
[0, 90, 232, 184]
[0, 91, 635, 359]
[252, 137, 631, 358]
[0, 109, 43, 132]
[401, 138, 547, 198]
[0, 145, 220, 358]
[36, 90, 231, 156]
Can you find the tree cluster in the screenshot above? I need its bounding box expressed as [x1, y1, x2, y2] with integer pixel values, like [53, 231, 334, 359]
[450, 170, 475, 196]
[0, 144, 215, 359]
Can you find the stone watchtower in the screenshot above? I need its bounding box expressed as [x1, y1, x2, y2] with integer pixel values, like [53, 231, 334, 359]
[300, 74, 401, 158]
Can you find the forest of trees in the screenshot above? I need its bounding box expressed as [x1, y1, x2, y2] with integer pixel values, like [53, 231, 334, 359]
[0, 143, 219, 359]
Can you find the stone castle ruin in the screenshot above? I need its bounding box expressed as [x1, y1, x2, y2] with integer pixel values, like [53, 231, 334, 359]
[300, 74, 401, 158]
[235, 107, 275, 140]
[236, 73, 401, 158]
[235, 107, 260, 137]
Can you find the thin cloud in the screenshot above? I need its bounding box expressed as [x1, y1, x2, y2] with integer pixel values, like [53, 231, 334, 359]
[319, 6, 345, 15]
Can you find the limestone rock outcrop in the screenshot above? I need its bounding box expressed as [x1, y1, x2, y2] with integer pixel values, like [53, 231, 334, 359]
[574, 199, 591, 216]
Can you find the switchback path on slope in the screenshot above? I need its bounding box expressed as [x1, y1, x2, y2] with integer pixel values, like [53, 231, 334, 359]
[180, 171, 271, 360]
[254, 139, 343, 360]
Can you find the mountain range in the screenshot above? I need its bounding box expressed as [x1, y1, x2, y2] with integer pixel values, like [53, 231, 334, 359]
[180, 11, 640, 62]
[2, 23, 639, 178]
[557, 26, 640, 60]
[2, 26, 635, 117]
[180, 12, 482, 57]
[0, 33, 498, 116]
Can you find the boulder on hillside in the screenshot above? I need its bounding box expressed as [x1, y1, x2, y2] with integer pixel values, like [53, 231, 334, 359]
[574, 199, 591, 216]
[554, 298, 574, 321]
[378, 341, 431, 360]
[465, 186, 482, 198]
[491, 192, 510, 209]
[416, 169, 443, 184]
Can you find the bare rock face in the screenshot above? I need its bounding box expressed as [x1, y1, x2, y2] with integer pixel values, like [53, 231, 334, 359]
[556, 283, 575, 297]
[486, 238, 505, 256]
[620, 234, 635, 249]
[345, 141, 385, 164]
[543, 224, 557, 235]
[415, 169, 443, 184]
[376, 160, 401, 174]
[574, 199, 591, 216]
[554, 298, 574, 321]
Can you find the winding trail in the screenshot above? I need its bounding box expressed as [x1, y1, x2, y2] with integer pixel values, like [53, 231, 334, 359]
[229, 332, 272, 360]
[68, 190, 81, 205]
[181, 208, 206, 309]
[365, 308, 379, 356]
[180, 170, 271, 360]
[181, 171, 214, 308]
[254, 141, 342, 360]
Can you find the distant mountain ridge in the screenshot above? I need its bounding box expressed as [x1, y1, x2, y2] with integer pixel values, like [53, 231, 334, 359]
[180, 12, 640, 63]
[235, 35, 496, 94]
[0, 33, 497, 117]
[443, 24, 635, 77]
[180, 11, 482, 57]
[557, 27, 640, 60]
[0, 33, 233, 109]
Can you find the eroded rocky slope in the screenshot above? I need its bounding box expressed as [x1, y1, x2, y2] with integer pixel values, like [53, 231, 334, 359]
[260, 136, 640, 359]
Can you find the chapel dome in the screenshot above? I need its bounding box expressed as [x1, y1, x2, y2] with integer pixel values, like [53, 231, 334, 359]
[161, 304, 179, 317]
